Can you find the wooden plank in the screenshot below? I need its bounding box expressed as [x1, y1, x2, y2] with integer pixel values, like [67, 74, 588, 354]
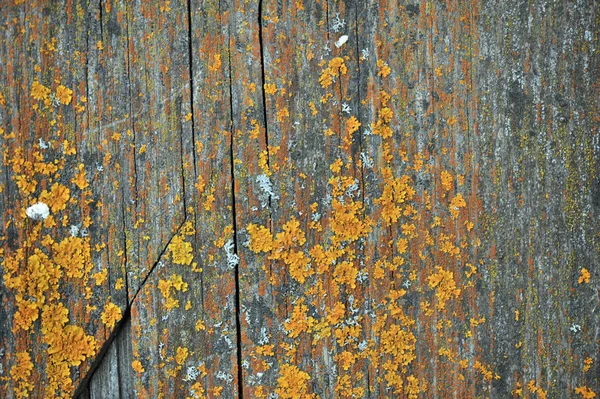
[89, 342, 120, 399]
[0, 0, 599, 398]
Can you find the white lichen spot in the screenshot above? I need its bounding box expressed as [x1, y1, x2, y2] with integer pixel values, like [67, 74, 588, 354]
[38, 138, 49, 149]
[360, 152, 374, 168]
[256, 173, 279, 208]
[26, 202, 50, 220]
[331, 13, 346, 33]
[335, 35, 348, 48]
[70, 224, 80, 237]
[224, 238, 239, 269]
[341, 102, 351, 114]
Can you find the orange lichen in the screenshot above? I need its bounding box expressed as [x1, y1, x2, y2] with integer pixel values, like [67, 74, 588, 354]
[377, 59, 391, 77]
[441, 170, 453, 191]
[10, 351, 34, 399]
[31, 80, 51, 103]
[319, 57, 348, 88]
[247, 223, 273, 253]
[284, 299, 315, 338]
[578, 268, 591, 284]
[132, 360, 145, 373]
[55, 85, 73, 105]
[264, 83, 277, 95]
[170, 234, 194, 265]
[101, 301, 122, 328]
[449, 193, 466, 219]
[71, 163, 89, 190]
[575, 386, 597, 399]
[53, 236, 91, 279]
[275, 364, 315, 399]
[158, 274, 189, 311]
[583, 357, 593, 372]
[175, 347, 189, 365]
[427, 266, 461, 310]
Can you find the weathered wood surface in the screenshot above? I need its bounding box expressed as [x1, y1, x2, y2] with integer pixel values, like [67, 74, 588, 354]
[0, 0, 599, 398]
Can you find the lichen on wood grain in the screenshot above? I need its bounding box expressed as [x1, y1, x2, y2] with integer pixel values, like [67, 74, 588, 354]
[0, 0, 598, 398]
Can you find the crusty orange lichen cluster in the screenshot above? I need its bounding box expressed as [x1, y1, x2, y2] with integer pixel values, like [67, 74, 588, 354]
[1, 71, 113, 396]
[241, 47, 496, 397]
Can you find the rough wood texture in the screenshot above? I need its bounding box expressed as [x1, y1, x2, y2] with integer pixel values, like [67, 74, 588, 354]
[1, 0, 598, 398]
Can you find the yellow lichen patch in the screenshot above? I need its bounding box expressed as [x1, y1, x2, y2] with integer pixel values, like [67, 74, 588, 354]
[92, 268, 108, 285]
[208, 53, 222, 72]
[53, 236, 91, 279]
[284, 298, 315, 338]
[175, 346, 189, 365]
[449, 193, 466, 219]
[275, 364, 316, 399]
[319, 57, 348, 88]
[55, 85, 73, 105]
[258, 150, 271, 176]
[333, 260, 358, 288]
[101, 301, 122, 329]
[249, 119, 261, 139]
[195, 319, 206, 331]
[375, 169, 415, 224]
[41, 302, 69, 336]
[170, 234, 194, 265]
[281, 249, 313, 284]
[526, 380, 548, 399]
[46, 324, 97, 367]
[427, 266, 461, 311]
[31, 80, 51, 103]
[578, 268, 591, 284]
[473, 361, 499, 382]
[346, 115, 361, 135]
[132, 359, 145, 373]
[247, 223, 273, 253]
[441, 170, 453, 192]
[583, 357, 593, 372]
[10, 351, 34, 399]
[330, 199, 373, 243]
[158, 274, 189, 311]
[377, 59, 391, 77]
[71, 163, 89, 190]
[405, 375, 424, 398]
[39, 183, 71, 213]
[575, 386, 597, 399]
[380, 324, 416, 366]
[264, 83, 277, 95]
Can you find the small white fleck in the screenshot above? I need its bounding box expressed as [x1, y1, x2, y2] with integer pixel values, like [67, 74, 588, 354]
[38, 138, 49, 149]
[570, 323, 582, 333]
[331, 13, 346, 33]
[341, 102, 351, 114]
[26, 203, 50, 220]
[70, 225, 80, 237]
[335, 35, 349, 48]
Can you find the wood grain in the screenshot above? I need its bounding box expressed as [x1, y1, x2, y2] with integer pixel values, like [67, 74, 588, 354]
[1, 0, 598, 398]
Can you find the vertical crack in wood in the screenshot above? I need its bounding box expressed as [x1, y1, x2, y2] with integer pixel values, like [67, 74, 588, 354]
[98, 0, 103, 37]
[257, 0, 273, 222]
[124, 2, 139, 213]
[186, 0, 198, 175]
[225, 18, 245, 399]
